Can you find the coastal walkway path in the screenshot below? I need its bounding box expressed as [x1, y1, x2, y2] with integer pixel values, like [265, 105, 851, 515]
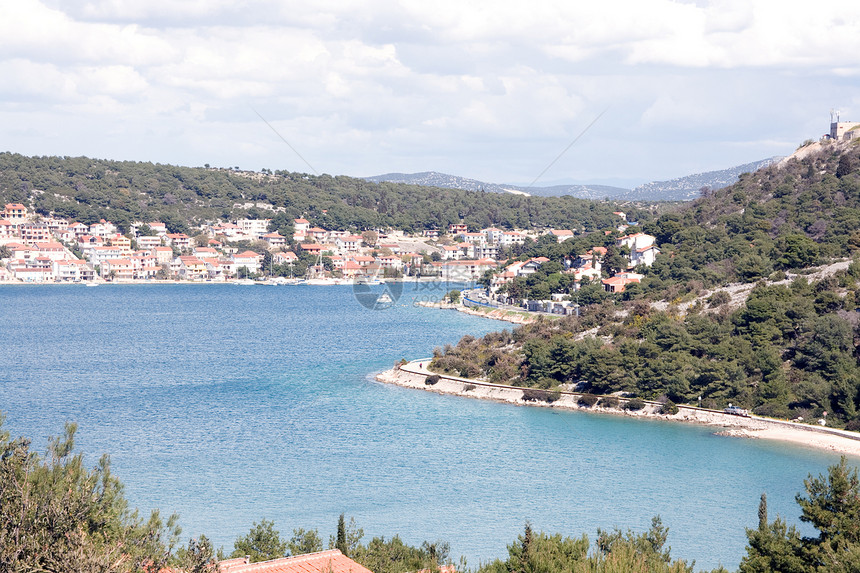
[395, 359, 860, 445]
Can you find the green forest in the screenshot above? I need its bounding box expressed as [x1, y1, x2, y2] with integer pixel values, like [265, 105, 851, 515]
[433, 142, 860, 429]
[3, 418, 859, 572]
[0, 152, 651, 236]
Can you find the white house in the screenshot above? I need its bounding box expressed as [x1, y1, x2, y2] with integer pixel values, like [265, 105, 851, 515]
[617, 232, 655, 252]
[632, 244, 661, 267]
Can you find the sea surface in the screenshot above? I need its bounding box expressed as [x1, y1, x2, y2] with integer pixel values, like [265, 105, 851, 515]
[0, 283, 852, 570]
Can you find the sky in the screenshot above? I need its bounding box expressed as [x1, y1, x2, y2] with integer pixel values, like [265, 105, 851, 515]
[2, 0, 860, 188]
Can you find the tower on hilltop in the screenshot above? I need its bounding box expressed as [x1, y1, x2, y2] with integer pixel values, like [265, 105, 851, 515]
[829, 109, 860, 140]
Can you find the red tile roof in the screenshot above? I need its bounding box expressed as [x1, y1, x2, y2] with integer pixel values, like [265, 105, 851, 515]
[219, 550, 373, 573]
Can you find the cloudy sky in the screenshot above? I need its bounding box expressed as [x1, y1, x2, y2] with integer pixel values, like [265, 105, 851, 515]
[2, 0, 860, 188]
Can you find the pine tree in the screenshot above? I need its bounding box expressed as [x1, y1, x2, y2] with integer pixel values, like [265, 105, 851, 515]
[758, 493, 768, 531]
[336, 513, 347, 555]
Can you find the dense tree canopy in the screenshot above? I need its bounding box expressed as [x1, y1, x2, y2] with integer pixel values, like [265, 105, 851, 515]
[0, 152, 651, 235]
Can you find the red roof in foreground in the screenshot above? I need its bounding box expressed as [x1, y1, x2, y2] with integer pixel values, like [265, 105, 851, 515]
[219, 550, 373, 573]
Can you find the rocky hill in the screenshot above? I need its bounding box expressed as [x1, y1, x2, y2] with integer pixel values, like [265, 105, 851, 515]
[367, 157, 782, 202]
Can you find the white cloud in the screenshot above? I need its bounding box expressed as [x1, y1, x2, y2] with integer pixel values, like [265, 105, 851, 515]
[2, 0, 860, 184]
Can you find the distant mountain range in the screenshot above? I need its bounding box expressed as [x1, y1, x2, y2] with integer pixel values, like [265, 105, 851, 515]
[366, 156, 784, 202]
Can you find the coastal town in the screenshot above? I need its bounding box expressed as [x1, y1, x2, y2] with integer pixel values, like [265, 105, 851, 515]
[0, 202, 659, 307]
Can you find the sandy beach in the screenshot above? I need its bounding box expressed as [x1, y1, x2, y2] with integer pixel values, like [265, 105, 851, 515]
[377, 360, 860, 458]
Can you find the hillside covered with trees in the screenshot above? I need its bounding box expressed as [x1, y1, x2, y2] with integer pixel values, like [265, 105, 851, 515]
[0, 152, 654, 236]
[433, 141, 860, 429]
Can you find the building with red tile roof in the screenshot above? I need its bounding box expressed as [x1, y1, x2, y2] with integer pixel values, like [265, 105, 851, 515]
[3, 203, 27, 222]
[218, 549, 373, 573]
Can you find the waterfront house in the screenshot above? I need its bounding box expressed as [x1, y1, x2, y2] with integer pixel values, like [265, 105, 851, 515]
[200, 258, 225, 280]
[375, 255, 403, 271]
[352, 255, 375, 268]
[52, 259, 90, 282]
[151, 246, 175, 264]
[101, 258, 134, 280]
[232, 251, 263, 274]
[342, 260, 363, 278]
[273, 251, 298, 265]
[12, 267, 52, 282]
[178, 256, 208, 280]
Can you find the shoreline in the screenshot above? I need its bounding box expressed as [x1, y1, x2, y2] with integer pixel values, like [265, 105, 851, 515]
[417, 300, 539, 324]
[376, 360, 860, 458]
[0, 276, 446, 287]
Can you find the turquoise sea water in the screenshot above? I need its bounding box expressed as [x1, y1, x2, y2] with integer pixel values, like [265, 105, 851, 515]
[0, 283, 853, 570]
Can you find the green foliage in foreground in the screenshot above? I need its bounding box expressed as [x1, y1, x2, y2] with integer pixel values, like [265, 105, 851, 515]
[3, 416, 860, 573]
[741, 457, 860, 572]
[0, 415, 214, 573]
[477, 518, 699, 573]
[230, 513, 448, 573]
[231, 519, 289, 562]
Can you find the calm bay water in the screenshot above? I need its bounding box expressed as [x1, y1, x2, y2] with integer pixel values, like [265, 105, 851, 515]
[0, 283, 852, 570]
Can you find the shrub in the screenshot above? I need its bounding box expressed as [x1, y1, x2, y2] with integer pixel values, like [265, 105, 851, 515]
[708, 290, 731, 307]
[578, 394, 599, 407]
[425, 374, 440, 386]
[463, 383, 476, 392]
[522, 388, 561, 403]
[624, 398, 646, 411]
[600, 396, 619, 408]
[660, 400, 679, 415]
[753, 402, 791, 419]
[844, 419, 860, 432]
